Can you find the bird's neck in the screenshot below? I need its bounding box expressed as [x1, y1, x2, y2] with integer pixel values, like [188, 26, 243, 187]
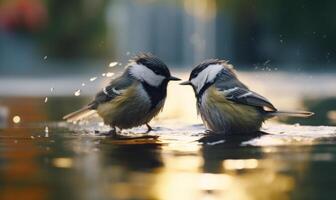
[197, 82, 213, 102]
[141, 81, 168, 109]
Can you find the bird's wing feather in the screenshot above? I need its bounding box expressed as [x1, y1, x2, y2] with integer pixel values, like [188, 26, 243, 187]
[218, 86, 277, 111]
[214, 70, 277, 111]
[91, 74, 135, 108]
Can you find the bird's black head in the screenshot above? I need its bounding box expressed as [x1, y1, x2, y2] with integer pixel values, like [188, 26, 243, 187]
[188, 59, 223, 82]
[180, 59, 235, 96]
[128, 53, 180, 87]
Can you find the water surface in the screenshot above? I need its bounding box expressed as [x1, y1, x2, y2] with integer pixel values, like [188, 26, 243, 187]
[1, 72, 336, 199]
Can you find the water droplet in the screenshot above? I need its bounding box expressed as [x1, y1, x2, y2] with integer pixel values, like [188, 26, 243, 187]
[13, 115, 21, 124]
[43, 56, 48, 60]
[44, 97, 48, 103]
[50, 87, 54, 92]
[90, 77, 97, 82]
[45, 126, 49, 137]
[74, 89, 81, 96]
[102, 73, 106, 77]
[106, 72, 114, 77]
[81, 83, 85, 87]
[109, 62, 118, 67]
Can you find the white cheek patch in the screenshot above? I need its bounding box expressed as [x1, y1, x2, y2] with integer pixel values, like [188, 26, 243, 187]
[191, 64, 223, 93]
[129, 63, 165, 87]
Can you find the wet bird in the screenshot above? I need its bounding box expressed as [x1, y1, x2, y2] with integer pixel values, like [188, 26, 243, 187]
[63, 53, 180, 133]
[180, 59, 314, 135]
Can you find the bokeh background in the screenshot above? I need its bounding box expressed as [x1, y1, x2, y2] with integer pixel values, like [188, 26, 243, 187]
[1, 0, 335, 74]
[0, 0, 336, 126]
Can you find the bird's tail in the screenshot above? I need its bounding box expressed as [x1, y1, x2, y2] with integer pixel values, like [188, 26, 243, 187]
[63, 105, 96, 122]
[267, 110, 314, 118]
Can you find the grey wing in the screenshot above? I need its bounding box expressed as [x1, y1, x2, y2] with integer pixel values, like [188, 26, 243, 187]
[90, 74, 134, 109]
[215, 71, 277, 111]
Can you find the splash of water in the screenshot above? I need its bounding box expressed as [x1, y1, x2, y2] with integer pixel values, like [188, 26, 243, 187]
[90, 77, 97, 82]
[106, 72, 114, 77]
[109, 62, 118, 67]
[74, 89, 81, 96]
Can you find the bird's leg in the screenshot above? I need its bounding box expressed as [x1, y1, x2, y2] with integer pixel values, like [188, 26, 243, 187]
[108, 127, 117, 137]
[146, 123, 153, 133]
[95, 126, 117, 137]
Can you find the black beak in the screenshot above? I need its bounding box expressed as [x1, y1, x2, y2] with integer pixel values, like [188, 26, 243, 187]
[168, 76, 181, 81]
[179, 81, 192, 85]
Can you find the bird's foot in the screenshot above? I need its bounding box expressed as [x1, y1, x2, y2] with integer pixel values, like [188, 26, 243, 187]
[146, 123, 153, 133]
[95, 127, 119, 137]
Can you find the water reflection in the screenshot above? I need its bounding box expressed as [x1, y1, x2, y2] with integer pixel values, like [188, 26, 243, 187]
[62, 133, 164, 199]
[0, 74, 336, 199]
[101, 143, 163, 171]
[0, 120, 336, 199]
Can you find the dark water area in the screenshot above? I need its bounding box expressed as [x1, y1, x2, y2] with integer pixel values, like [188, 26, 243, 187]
[0, 96, 336, 199]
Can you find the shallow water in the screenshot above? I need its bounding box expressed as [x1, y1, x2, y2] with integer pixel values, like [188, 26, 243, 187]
[1, 120, 336, 200]
[0, 72, 336, 199]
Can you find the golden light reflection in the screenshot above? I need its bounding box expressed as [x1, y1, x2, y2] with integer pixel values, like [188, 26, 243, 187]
[153, 170, 295, 200]
[223, 159, 259, 170]
[164, 141, 202, 153]
[163, 155, 203, 172]
[198, 173, 232, 190]
[155, 72, 201, 125]
[148, 140, 301, 200]
[52, 157, 74, 168]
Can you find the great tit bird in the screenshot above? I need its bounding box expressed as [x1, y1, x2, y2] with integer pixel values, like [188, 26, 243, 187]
[63, 53, 180, 133]
[180, 59, 314, 135]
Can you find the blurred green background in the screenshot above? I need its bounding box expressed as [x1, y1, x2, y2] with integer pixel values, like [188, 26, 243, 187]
[0, 0, 335, 75]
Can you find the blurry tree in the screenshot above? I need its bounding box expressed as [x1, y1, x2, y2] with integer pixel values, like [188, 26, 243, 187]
[39, 0, 109, 58]
[0, 0, 47, 32]
[217, 0, 336, 66]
